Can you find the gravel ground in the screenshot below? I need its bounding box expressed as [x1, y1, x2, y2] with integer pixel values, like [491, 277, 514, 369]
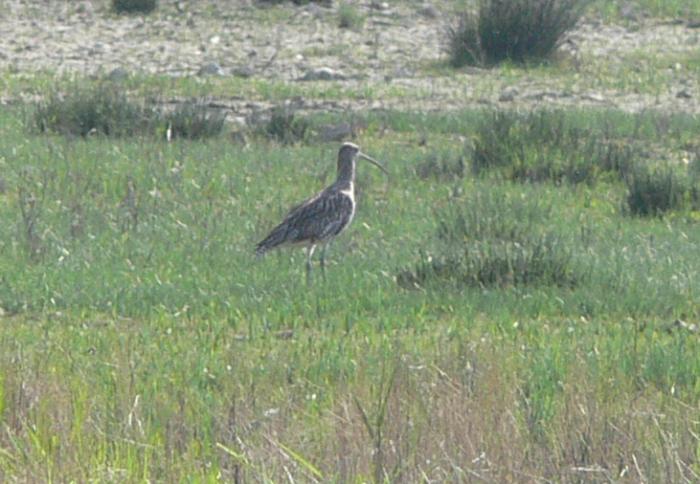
[2, 0, 699, 114]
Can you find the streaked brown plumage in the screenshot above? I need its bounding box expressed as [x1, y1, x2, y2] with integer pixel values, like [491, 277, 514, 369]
[256, 142, 387, 277]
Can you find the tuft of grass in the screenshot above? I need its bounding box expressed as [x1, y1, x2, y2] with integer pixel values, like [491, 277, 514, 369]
[258, 106, 311, 144]
[398, 187, 580, 289]
[338, 3, 365, 30]
[414, 151, 465, 181]
[32, 84, 155, 138]
[447, 0, 592, 67]
[111, 0, 157, 14]
[471, 109, 637, 184]
[408, 234, 578, 289]
[624, 164, 688, 217]
[161, 101, 227, 140]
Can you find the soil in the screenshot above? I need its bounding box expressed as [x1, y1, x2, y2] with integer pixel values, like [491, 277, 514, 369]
[2, 0, 699, 116]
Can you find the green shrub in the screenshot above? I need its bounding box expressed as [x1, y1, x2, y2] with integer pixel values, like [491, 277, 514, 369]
[338, 3, 364, 29]
[259, 107, 311, 145]
[402, 235, 578, 288]
[397, 188, 580, 289]
[447, 0, 591, 67]
[624, 164, 687, 217]
[471, 110, 637, 184]
[415, 152, 465, 181]
[112, 0, 157, 14]
[162, 101, 226, 140]
[33, 84, 154, 138]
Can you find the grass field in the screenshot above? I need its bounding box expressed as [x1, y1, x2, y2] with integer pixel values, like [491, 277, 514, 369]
[2, 102, 700, 481]
[2, 1, 700, 482]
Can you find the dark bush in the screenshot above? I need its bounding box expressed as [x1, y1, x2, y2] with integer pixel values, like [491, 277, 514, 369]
[162, 101, 226, 140]
[447, 0, 591, 67]
[338, 3, 364, 30]
[625, 164, 687, 217]
[398, 189, 580, 289]
[436, 191, 553, 244]
[471, 110, 638, 185]
[398, 231, 578, 290]
[415, 152, 465, 181]
[33, 84, 155, 138]
[112, 0, 157, 14]
[259, 107, 311, 145]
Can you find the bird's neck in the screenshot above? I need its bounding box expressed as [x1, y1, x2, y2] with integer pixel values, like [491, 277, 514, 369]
[335, 161, 356, 187]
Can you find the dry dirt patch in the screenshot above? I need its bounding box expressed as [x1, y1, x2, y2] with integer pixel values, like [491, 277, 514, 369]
[1, 0, 699, 114]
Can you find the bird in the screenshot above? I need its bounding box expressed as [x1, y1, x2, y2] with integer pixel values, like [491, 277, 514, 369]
[256, 142, 388, 280]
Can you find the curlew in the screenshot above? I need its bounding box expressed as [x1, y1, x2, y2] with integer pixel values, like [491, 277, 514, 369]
[256, 142, 388, 279]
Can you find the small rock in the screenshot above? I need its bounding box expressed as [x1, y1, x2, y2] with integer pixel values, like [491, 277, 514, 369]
[197, 62, 224, 76]
[230, 116, 247, 128]
[305, 3, 323, 17]
[671, 319, 698, 333]
[75, 2, 94, 15]
[619, 2, 638, 21]
[463, 66, 484, 75]
[418, 3, 438, 18]
[392, 67, 413, 79]
[319, 122, 353, 142]
[275, 329, 294, 340]
[582, 92, 605, 103]
[232, 66, 254, 78]
[107, 67, 129, 81]
[298, 67, 345, 81]
[88, 43, 105, 57]
[688, 19, 700, 29]
[264, 408, 280, 418]
[677, 89, 692, 99]
[209, 35, 220, 45]
[370, 1, 390, 10]
[499, 87, 518, 102]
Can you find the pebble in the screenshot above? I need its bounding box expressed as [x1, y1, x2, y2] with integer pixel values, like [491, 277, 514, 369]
[318, 122, 353, 142]
[232, 66, 254, 78]
[298, 67, 345, 81]
[107, 66, 129, 81]
[499, 87, 518, 102]
[197, 62, 224, 76]
[418, 4, 438, 19]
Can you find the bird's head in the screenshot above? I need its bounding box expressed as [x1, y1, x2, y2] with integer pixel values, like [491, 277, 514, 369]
[337, 142, 388, 176]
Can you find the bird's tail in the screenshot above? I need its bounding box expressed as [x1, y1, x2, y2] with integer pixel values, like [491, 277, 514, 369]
[254, 242, 268, 258]
[255, 226, 287, 257]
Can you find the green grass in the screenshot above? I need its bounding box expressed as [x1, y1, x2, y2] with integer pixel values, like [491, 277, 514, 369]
[0, 71, 410, 106]
[2, 105, 700, 481]
[338, 2, 365, 30]
[595, 0, 700, 18]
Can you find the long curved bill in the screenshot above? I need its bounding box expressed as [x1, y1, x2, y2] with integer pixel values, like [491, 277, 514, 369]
[359, 152, 389, 176]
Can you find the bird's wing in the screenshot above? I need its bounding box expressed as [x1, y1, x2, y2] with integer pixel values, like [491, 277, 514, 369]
[256, 189, 353, 254]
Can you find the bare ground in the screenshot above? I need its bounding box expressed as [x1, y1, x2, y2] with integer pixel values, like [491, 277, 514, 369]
[2, 0, 700, 115]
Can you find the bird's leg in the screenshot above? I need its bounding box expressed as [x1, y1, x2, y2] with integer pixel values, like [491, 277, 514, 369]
[320, 242, 330, 279]
[306, 244, 317, 284]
